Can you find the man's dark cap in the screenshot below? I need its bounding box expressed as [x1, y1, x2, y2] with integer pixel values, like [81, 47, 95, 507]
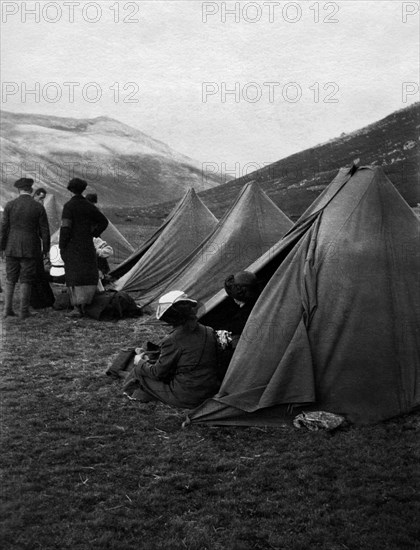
[67, 178, 87, 194]
[14, 178, 34, 191]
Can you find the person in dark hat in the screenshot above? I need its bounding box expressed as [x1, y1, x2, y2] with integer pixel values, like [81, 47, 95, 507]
[0, 178, 50, 319]
[59, 178, 108, 316]
[220, 270, 261, 349]
[85, 193, 98, 204]
[123, 291, 221, 407]
[33, 188, 47, 204]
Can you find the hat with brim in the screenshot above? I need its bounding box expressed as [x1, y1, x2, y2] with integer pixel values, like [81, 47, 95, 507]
[156, 290, 197, 320]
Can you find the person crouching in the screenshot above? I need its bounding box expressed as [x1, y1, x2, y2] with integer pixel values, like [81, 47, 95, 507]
[123, 291, 221, 408]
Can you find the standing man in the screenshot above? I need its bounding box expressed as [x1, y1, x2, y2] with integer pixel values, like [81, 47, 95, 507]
[0, 178, 50, 319]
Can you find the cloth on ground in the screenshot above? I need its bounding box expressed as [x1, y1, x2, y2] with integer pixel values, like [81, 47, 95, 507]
[84, 290, 142, 320]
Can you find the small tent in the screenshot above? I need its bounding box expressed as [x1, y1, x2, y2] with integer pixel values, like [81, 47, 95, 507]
[187, 164, 420, 426]
[138, 181, 293, 307]
[50, 219, 135, 266]
[101, 221, 135, 265]
[111, 188, 218, 293]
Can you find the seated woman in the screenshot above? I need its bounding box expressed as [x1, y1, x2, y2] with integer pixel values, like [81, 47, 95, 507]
[123, 291, 221, 408]
[221, 271, 261, 349]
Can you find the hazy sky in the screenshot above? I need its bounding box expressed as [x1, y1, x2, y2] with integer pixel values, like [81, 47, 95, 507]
[1, 0, 419, 171]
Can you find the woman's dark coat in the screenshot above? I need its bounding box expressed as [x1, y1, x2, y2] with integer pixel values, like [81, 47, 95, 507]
[124, 320, 221, 408]
[59, 195, 108, 287]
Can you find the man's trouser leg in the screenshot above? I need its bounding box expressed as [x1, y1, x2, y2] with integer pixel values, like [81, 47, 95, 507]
[20, 283, 36, 319]
[19, 258, 37, 320]
[4, 256, 19, 317]
[3, 281, 16, 317]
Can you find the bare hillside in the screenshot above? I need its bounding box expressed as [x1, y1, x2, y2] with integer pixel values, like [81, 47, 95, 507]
[0, 111, 228, 207]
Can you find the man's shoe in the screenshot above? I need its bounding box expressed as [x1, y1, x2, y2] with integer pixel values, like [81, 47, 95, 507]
[19, 310, 39, 320]
[3, 309, 16, 318]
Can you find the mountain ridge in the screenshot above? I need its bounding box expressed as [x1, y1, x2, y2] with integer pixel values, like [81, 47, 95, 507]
[121, 102, 419, 223]
[0, 110, 228, 207]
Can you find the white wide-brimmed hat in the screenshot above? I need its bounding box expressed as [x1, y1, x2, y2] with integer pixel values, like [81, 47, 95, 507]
[156, 290, 197, 320]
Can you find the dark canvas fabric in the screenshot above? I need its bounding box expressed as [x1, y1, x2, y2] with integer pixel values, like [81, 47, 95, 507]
[140, 181, 293, 307]
[108, 194, 187, 281]
[112, 189, 218, 294]
[84, 290, 141, 320]
[188, 165, 420, 426]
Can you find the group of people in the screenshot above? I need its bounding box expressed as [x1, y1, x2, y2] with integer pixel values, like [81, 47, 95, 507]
[1, 175, 262, 410]
[122, 271, 261, 409]
[0, 176, 110, 319]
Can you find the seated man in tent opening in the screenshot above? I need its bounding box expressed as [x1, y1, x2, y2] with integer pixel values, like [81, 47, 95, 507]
[219, 271, 261, 349]
[123, 291, 221, 408]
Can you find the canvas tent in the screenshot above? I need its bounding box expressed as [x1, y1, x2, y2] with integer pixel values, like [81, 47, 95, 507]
[43, 194, 62, 235]
[187, 164, 420, 426]
[101, 221, 135, 265]
[137, 181, 293, 308]
[111, 188, 218, 293]
[50, 217, 135, 265]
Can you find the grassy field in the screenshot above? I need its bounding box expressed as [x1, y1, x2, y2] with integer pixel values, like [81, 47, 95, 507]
[1, 296, 419, 550]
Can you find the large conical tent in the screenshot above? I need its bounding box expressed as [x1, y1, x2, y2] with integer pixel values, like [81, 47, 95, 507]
[140, 181, 293, 307]
[43, 194, 61, 234]
[188, 164, 420, 426]
[112, 188, 218, 292]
